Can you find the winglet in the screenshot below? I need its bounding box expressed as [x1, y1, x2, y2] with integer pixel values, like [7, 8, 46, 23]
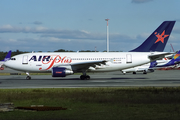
[130, 21, 176, 52]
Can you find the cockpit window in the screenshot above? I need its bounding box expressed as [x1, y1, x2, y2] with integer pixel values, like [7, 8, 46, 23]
[11, 58, 16, 60]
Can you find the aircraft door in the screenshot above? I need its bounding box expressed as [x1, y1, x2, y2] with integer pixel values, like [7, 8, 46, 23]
[22, 55, 28, 64]
[126, 54, 132, 63]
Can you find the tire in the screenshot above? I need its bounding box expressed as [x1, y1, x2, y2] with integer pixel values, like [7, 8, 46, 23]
[133, 72, 136, 74]
[26, 76, 31, 80]
[80, 75, 86, 80]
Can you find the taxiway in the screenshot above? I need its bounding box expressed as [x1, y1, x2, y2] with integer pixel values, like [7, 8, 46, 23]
[0, 68, 180, 88]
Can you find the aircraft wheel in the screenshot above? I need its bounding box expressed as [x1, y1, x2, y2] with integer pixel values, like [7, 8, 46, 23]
[143, 70, 147, 74]
[26, 76, 31, 80]
[80, 75, 86, 80]
[133, 72, 136, 74]
[86, 75, 90, 80]
[80, 75, 90, 80]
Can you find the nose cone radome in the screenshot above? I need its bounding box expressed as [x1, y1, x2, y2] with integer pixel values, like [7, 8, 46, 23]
[4, 60, 15, 69]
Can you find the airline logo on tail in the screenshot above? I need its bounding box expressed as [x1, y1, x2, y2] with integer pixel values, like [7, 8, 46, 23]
[130, 21, 175, 52]
[154, 30, 169, 43]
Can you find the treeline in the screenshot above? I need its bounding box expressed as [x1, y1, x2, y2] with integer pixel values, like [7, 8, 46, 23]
[0, 50, 28, 60]
[0, 49, 104, 60]
[54, 49, 99, 52]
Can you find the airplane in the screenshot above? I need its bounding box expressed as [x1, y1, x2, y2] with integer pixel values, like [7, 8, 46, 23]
[4, 21, 175, 80]
[0, 50, 11, 70]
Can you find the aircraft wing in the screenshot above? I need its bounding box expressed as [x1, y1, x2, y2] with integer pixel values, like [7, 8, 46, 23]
[148, 52, 174, 61]
[70, 60, 107, 71]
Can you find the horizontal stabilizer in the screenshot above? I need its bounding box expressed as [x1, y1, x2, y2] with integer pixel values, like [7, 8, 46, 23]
[148, 52, 173, 61]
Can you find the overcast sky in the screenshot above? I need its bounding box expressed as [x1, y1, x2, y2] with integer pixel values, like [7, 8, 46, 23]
[0, 0, 180, 52]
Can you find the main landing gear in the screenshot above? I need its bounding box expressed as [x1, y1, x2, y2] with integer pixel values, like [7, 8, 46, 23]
[133, 72, 136, 74]
[26, 72, 31, 80]
[80, 71, 90, 80]
[80, 75, 90, 80]
[143, 70, 147, 74]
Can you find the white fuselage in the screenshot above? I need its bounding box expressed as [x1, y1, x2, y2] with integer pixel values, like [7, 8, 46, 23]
[4, 52, 165, 73]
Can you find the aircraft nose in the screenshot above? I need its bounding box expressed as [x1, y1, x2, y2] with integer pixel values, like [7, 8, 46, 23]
[4, 60, 13, 68]
[4, 60, 10, 67]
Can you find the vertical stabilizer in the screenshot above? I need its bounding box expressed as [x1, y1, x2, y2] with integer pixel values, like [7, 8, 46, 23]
[130, 21, 175, 52]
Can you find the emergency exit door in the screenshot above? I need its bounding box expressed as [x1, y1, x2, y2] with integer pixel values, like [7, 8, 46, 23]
[22, 55, 28, 64]
[126, 54, 132, 63]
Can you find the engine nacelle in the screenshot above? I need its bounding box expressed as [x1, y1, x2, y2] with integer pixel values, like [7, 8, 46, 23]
[52, 67, 73, 77]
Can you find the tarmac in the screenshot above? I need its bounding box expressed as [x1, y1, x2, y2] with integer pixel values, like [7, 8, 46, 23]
[0, 68, 180, 88]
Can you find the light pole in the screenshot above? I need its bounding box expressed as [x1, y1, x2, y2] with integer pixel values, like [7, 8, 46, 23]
[105, 19, 109, 52]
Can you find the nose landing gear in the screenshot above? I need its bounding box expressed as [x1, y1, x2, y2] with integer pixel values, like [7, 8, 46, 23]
[26, 72, 31, 80]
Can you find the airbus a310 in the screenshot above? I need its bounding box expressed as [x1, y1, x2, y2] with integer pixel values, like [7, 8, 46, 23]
[4, 21, 175, 80]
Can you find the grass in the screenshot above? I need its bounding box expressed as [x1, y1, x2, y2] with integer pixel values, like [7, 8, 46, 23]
[1, 87, 180, 120]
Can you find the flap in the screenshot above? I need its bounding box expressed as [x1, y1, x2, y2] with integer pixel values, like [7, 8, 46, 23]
[71, 60, 107, 71]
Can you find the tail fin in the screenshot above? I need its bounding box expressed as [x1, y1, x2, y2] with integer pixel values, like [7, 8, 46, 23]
[130, 21, 176, 52]
[1, 50, 11, 61]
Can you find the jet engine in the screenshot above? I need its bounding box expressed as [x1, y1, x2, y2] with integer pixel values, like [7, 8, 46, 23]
[52, 67, 73, 77]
